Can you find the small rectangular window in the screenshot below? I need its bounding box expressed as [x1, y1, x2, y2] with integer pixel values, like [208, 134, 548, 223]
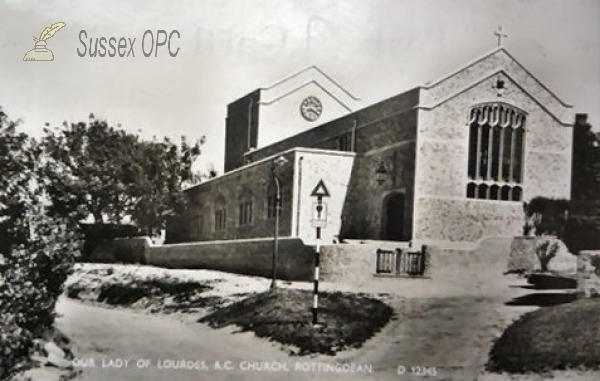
[337, 132, 352, 152]
[239, 201, 253, 225]
[191, 214, 203, 238]
[214, 209, 226, 231]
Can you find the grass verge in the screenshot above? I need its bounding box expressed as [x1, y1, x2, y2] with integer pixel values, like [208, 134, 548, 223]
[487, 298, 600, 373]
[66, 268, 221, 313]
[199, 288, 393, 356]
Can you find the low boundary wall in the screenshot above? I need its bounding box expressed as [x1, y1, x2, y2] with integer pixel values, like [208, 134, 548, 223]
[81, 236, 315, 281]
[145, 237, 315, 281]
[81, 235, 534, 284]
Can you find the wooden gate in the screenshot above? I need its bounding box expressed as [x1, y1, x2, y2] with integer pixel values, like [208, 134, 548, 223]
[376, 248, 427, 276]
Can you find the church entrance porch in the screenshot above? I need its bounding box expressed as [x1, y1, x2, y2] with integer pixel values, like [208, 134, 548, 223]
[382, 192, 405, 241]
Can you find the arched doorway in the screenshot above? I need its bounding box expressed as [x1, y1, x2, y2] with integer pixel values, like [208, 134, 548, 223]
[383, 192, 405, 241]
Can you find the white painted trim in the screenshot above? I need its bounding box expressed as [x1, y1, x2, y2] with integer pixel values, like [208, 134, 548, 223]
[423, 47, 504, 88]
[416, 194, 523, 206]
[423, 47, 571, 108]
[411, 108, 424, 243]
[501, 49, 572, 108]
[362, 140, 416, 157]
[262, 65, 361, 101]
[153, 235, 296, 248]
[246, 100, 420, 160]
[290, 153, 300, 238]
[258, 80, 354, 112]
[419, 70, 573, 126]
[184, 148, 355, 192]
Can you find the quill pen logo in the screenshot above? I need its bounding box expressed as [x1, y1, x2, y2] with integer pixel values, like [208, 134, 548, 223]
[23, 22, 66, 61]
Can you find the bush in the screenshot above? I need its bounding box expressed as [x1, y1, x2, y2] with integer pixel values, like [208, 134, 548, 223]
[487, 298, 600, 373]
[80, 223, 140, 240]
[535, 237, 559, 272]
[564, 201, 600, 253]
[1, 107, 80, 378]
[524, 197, 600, 253]
[0, 214, 80, 378]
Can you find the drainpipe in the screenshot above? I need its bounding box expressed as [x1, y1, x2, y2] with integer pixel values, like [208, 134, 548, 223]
[295, 156, 304, 237]
[351, 119, 357, 152]
[247, 97, 254, 151]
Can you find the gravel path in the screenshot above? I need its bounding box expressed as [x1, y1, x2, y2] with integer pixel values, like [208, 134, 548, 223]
[57, 264, 598, 381]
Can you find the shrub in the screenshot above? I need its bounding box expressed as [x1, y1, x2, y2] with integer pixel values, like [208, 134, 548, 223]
[535, 237, 559, 272]
[0, 213, 80, 378]
[524, 197, 600, 253]
[1, 107, 81, 378]
[523, 197, 569, 237]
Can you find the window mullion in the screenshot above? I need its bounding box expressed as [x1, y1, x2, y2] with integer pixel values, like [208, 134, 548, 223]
[475, 120, 482, 180]
[510, 126, 516, 183]
[487, 125, 493, 181]
[498, 127, 505, 182]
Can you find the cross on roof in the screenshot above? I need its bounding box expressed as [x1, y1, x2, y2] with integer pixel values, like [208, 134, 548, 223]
[494, 26, 508, 47]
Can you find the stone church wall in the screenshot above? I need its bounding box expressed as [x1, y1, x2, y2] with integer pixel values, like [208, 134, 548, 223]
[243, 89, 420, 242]
[336, 106, 418, 241]
[245, 88, 420, 163]
[414, 52, 572, 244]
[184, 150, 296, 242]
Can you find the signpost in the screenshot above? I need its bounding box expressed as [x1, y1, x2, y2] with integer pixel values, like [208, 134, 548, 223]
[309, 179, 330, 326]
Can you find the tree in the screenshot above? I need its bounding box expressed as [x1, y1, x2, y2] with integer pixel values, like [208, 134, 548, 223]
[41, 116, 140, 224]
[572, 114, 600, 201]
[1, 106, 80, 378]
[41, 114, 204, 236]
[128, 135, 203, 236]
[0, 108, 40, 254]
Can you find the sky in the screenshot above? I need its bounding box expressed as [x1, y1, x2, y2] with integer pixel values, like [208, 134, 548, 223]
[0, 0, 598, 174]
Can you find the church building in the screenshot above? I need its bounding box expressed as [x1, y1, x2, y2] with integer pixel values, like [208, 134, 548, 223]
[170, 46, 574, 247]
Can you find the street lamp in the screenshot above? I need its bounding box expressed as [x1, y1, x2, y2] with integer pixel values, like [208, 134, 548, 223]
[270, 155, 288, 290]
[375, 160, 389, 185]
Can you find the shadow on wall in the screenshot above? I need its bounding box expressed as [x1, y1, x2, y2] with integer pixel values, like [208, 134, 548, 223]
[146, 238, 315, 281]
[81, 236, 315, 281]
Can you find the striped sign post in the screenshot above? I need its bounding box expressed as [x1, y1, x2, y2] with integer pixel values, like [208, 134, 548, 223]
[312, 244, 320, 326]
[309, 179, 328, 327]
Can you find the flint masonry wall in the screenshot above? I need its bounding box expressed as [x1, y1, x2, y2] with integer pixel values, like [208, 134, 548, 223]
[247, 89, 420, 241]
[414, 49, 573, 244]
[183, 150, 296, 242]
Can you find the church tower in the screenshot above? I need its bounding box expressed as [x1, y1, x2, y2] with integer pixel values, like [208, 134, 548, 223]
[223, 66, 360, 172]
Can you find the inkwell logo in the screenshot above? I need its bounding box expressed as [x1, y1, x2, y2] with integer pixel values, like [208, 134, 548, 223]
[23, 22, 66, 61]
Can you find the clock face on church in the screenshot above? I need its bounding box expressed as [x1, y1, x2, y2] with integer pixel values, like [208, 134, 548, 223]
[300, 96, 323, 122]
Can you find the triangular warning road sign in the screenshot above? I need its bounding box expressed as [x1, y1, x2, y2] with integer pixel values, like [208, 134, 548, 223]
[310, 179, 330, 197]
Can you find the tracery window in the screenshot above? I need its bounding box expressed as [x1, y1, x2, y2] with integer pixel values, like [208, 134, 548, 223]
[466, 103, 526, 201]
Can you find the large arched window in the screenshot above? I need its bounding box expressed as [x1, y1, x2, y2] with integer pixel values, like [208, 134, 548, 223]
[466, 103, 526, 201]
